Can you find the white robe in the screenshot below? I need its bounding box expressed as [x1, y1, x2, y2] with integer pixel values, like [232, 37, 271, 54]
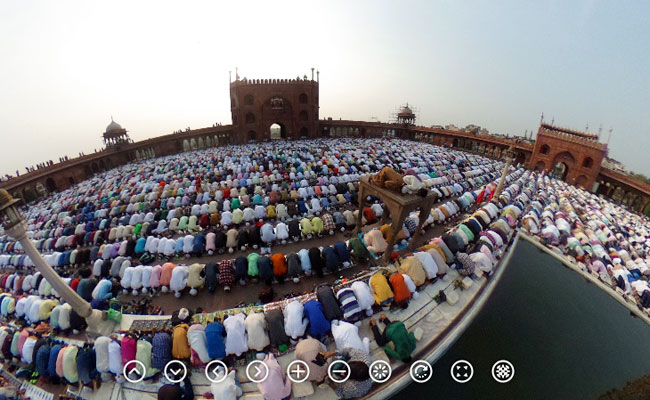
[284, 301, 308, 339]
[224, 313, 248, 356]
[350, 281, 375, 313]
[170, 266, 189, 293]
[245, 312, 270, 351]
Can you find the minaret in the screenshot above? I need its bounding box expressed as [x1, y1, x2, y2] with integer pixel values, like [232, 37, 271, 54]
[607, 128, 613, 144]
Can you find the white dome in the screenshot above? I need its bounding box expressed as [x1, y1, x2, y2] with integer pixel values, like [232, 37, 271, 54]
[106, 118, 123, 132]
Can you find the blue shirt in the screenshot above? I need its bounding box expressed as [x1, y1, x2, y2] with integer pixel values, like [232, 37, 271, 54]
[76, 347, 97, 385]
[304, 300, 330, 338]
[35, 343, 51, 377]
[48, 345, 63, 377]
[135, 237, 146, 254]
[152, 332, 172, 371]
[205, 322, 226, 360]
[334, 241, 351, 263]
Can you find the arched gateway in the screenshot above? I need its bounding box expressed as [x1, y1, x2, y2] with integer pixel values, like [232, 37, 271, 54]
[229, 71, 319, 144]
[528, 123, 606, 190]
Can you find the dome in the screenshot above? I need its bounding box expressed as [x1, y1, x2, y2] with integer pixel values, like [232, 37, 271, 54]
[106, 118, 123, 133]
[398, 105, 414, 116]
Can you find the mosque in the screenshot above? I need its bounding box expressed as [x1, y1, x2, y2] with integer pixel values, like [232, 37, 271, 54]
[1, 71, 650, 400]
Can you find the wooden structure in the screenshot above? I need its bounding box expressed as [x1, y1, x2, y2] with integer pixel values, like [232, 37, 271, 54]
[355, 175, 437, 264]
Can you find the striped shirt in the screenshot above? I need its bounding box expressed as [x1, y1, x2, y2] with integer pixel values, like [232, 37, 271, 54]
[336, 288, 364, 322]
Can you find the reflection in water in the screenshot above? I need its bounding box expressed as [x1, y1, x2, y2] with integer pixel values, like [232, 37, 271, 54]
[393, 239, 650, 400]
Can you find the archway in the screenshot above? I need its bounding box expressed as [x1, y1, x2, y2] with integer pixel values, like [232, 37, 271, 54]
[612, 186, 624, 202]
[550, 162, 570, 181]
[515, 152, 526, 166]
[631, 195, 644, 212]
[270, 123, 286, 140]
[35, 183, 46, 198]
[300, 127, 308, 137]
[45, 177, 57, 193]
[452, 138, 459, 147]
[540, 144, 550, 155]
[92, 163, 99, 173]
[84, 165, 92, 178]
[643, 201, 650, 217]
[534, 161, 546, 172]
[23, 187, 36, 203]
[248, 130, 258, 142]
[550, 152, 576, 182]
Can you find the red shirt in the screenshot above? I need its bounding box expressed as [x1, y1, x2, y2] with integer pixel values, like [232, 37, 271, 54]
[271, 254, 287, 276]
[218, 260, 234, 285]
[390, 273, 411, 304]
[363, 207, 377, 224]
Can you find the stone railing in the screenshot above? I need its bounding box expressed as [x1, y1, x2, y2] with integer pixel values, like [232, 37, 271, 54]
[230, 78, 318, 86]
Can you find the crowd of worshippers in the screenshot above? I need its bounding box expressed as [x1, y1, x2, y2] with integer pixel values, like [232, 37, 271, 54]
[0, 140, 503, 290]
[0, 169, 526, 308]
[0, 139, 503, 274]
[0, 164, 525, 314]
[522, 176, 650, 311]
[0, 166, 537, 400]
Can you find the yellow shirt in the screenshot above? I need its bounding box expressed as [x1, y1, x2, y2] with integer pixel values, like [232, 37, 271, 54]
[370, 274, 394, 305]
[398, 257, 426, 286]
[172, 324, 191, 359]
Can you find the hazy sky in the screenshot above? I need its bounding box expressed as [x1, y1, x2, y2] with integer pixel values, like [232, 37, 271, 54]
[1, 1, 649, 176]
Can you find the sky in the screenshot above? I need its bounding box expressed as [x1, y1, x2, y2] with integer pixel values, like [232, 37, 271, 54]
[1, 0, 649, 176]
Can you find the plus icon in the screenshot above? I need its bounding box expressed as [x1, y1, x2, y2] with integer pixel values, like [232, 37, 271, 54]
[292, 364, 305, 378]
[287, 360, 310, 383]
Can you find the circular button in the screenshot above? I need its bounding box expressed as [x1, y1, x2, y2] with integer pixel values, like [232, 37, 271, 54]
[491, 360, 514, 383]
[205, 360, 229, 383]
[246, 360, 269, 383]
[123, 360, 146, 383]
[410, 360, 433, 383]
[286, 360, 310, 383]
[164, 360, 187, 383]
[369, 360, 392, 384]
[327, 360, 351, 383]
[450, 360, 474, 383]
